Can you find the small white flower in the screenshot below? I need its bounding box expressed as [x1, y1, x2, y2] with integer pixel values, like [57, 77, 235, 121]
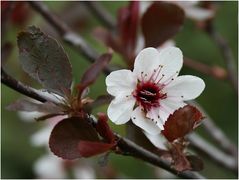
[106, 47, 205, 134]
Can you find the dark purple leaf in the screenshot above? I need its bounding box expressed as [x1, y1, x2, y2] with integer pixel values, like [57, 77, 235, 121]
[17, 26, 72, 96]
[49, 116, 100, 160]
[6, 98, 63, 113]
[141, 2, 185, 47]
[162, 105, 203, 142]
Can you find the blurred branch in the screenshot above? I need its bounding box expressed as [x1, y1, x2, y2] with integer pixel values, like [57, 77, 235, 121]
[1, 68, 47, 103]
[1, 68, 203, 179]
[205, 22, 238, 92]
[83, 1, 116, 30]
[184, 57, 227, 80]
[188, 133, 237, 174]
[190, 101, 238, 157]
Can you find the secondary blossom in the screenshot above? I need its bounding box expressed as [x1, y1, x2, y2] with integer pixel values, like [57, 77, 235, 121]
[106, 47, 205, 135]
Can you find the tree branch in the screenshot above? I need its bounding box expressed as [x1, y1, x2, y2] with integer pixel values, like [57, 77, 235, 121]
[205, 22, 238, 92]
[190, 101, 238, 157]
[1, 69, 47, 103]
[184, 57, 227, 80]
[83, 1, 116, 30]
[188, 133, 237, 174]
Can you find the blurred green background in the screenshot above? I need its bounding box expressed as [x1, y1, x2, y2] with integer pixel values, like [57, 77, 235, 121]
[1, 1, 238, 179]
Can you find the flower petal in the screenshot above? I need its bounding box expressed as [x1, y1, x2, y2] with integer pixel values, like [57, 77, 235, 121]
[159, 99, 186, 123]
[131, 107, 160, 135]
[146, 107, 164, 130]
[133, 47, 160, 80]
[156, 47, 183, 84]
[106, 69, 136, 96]
[107, 95, 135, 125]
[144, 131, 167, 150]
[164, 75, 205, 101]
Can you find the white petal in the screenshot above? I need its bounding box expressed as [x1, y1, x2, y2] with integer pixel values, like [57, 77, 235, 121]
[31, 125, 53, 147]
[107, 95, 135, 125]
[144, 132, 167, 150]
[155, 47, 183, 84]
[131, 107, 160, 135]
[106, 69, 136, 96]
[159, 99, 186, 123]
[146, 107, 164, 130]
[133, 47, 161, 80]
[33, 89, 65, 104]
[164, 75, 205, 101]
[185, 7, 214, 21]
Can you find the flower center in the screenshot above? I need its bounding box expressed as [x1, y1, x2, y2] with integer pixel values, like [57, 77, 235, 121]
[133, 81, 166, 112]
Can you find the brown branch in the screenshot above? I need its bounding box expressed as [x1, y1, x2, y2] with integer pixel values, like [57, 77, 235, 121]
[205, 22, 238, 92]
[190, 101, 238, 157]
[188, 133, 238, 174]
[184, 57, 227, 80]
[83, 1, 116, 30]
[1, 68, 203, 179]
[1, 69, 47, 103]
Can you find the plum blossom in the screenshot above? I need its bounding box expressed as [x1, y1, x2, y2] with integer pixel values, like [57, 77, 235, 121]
[106, 47, 205, 135]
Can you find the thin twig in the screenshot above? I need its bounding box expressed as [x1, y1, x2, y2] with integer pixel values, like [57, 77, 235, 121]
[190, 101, 238, 157]
[1, 70, 203, 179]
[184, 57, 227, 80]
[1, 69, 47, 103]
[206, 22, 238, 92]
[188, 133, 238, 174]
[83, 1, 116, 30]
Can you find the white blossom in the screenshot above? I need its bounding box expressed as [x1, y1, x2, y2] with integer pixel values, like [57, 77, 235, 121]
[106, 47, 205, 135]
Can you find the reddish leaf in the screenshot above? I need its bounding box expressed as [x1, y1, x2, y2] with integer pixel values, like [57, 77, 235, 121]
[78, 141, 114, 157]
[117, 1, 139, 53]
[11, 2, 30, 25]
[17, 26, 72, 96]
[141, 2, 185, 47]
[96, 113, 115, 143]
[49, 117, 100, 160]
[78, 52, 112, 96]
[162, 105, 203, 142]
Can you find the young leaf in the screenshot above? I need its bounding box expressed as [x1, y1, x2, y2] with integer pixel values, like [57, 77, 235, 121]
[95, 113, 115, 143]
[78, 52, 112, 97]
[17, 26, 72, 96]
[78, 141, 114, 158]
[141, 2, 185, 47]
[117, 1, 139, 53]
[162, 105, 203, 142]
[6, 98, 63, 113]
[49, 116, 100, 160]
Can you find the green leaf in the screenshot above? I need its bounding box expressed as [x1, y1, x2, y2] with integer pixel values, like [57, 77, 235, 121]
[17, 26, 72, 96]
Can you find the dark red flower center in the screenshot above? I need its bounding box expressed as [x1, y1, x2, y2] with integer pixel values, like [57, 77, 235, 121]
[133, 81, 167, 112]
